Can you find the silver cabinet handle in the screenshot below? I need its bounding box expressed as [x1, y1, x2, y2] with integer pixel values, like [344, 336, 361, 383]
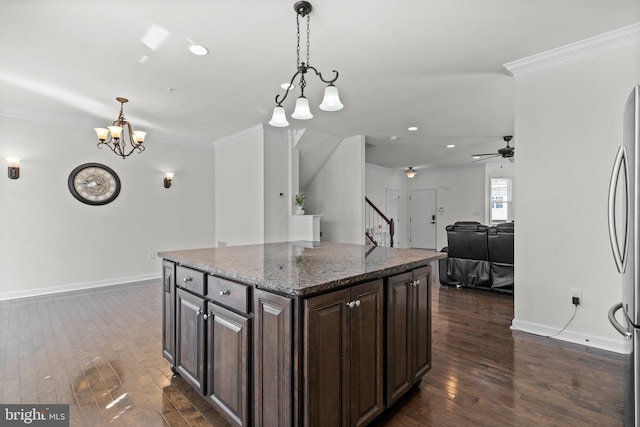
[219, 290, 230, 297]
[608, 146, 629, 273]
[202, 313, 209, 321]
[416, 279, 420, 285]
[347, 301, 355, 309]
[183, 277, 193, 283]
[355, 300, 361, 307]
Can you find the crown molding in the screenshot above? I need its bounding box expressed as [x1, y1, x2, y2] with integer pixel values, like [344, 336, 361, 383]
[0, 103, 213, 149]
[504, 23, 640, 77]
[212, 123, 265, 149]
[365, 162, 405, 177]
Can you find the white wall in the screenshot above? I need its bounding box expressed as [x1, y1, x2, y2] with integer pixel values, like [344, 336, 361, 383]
[407, 165, 487, 250]
[512, 36, 640, 352]
[0, 116, 215, 299]
[365, 164, 408, 248]
[214, 126, 264, 246]
[365, 163, 515, 250]
[264, 130, 289, 243]
[305, 135, 365, 244]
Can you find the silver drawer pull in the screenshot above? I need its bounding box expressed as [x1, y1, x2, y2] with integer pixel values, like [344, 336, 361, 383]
[202, 313, 209, 320]
[219, 290, 230, 297]
[355, 300, 361, 307]
[183, 277, 193, 283]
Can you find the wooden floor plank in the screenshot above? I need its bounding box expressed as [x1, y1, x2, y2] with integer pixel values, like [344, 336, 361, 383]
[0, 273, 624, 426]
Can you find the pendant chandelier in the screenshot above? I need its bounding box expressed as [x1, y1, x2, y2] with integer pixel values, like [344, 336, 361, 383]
[94, 97, 147, 159]
[269, 1, 343, 127]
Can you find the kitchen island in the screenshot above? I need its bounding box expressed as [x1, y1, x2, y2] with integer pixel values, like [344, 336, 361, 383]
[159, 242, 445, 427]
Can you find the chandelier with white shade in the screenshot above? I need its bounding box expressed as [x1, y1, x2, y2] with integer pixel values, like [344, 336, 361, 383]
[94, 97, 147, 159]
[269, 1, 343, 127]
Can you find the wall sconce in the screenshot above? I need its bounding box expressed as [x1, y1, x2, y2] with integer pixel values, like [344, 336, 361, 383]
[164, 172, 174, 188]
[7, 158, 20, 179]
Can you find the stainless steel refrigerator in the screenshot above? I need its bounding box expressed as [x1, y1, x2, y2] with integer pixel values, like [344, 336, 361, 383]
[608, 84, 640, 427]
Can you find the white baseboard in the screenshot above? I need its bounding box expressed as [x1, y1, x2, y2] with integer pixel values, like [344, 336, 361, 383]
[0, 273, 162, 302]
[511, 318, 631, 354]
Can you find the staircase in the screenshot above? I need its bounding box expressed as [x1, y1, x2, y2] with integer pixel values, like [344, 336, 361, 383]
[365, 197, 394, 247]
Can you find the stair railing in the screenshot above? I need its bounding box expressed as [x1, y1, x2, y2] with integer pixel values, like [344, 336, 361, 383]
[365, 197, 395, 247]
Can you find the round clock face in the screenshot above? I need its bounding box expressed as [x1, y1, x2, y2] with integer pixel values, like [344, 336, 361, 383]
[68, 163, 121, 205]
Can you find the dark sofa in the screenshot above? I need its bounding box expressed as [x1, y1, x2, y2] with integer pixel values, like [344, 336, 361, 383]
[439, 221, 514, 294]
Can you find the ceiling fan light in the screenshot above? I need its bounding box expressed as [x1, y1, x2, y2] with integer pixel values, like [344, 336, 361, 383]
[269, 106, 290, 127]
[405, 167, 416, 179]
[291, 96, 313, 120]
[319, 85, 343, 111]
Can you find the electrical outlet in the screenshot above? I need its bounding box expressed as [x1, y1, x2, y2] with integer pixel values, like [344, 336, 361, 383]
[570, 288, 582, 305]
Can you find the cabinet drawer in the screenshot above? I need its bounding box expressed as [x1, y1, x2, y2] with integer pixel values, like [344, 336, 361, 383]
[208, 275, 251, 314]
[176, 266, 206, 296]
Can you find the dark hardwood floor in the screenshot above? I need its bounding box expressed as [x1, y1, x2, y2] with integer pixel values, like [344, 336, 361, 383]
[0, 271, 624, 426]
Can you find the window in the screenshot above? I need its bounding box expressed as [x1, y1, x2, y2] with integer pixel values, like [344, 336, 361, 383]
[490, 177, 513, 225]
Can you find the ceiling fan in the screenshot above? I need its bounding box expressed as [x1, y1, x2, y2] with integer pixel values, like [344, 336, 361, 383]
[471, 135, 514, 162]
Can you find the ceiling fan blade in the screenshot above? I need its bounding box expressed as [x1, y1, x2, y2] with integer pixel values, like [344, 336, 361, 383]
[471, 153, 498, 157]
[471, 154, 501, 163]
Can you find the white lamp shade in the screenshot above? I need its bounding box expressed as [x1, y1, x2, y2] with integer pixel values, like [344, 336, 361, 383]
[133, 131, 147, 144]
[107, 126, 123, 139]
[6, 157, 20, 167]
[291, 96, 313, 120]
[94, 128, 109, 141]
[319, 85, 344, 111]
[269, 106, 290, 127]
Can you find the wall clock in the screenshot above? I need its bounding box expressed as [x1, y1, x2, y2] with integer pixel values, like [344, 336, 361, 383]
[68, 163, 121, 205]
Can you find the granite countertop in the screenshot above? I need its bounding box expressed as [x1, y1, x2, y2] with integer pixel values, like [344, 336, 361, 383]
[159, 242, 446, 297]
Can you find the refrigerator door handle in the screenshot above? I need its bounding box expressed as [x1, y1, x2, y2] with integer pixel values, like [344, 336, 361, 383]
[608, 302, 632, 339]
[608, 145, 630, 273]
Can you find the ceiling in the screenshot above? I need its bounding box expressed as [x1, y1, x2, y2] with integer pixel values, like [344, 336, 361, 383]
[0, 1, 637, 171]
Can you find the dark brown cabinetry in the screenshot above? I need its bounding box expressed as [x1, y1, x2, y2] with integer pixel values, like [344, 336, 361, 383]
[206, 301, 250, 427]
[171, 262, 253, 427]
[162, 260, 176, 365]
[162, 250, 436, 427]
[304, 279, 384, 427]
[386, 266, 432, 406]
[175, 287, 206, 393]
[253, 289, 293, 427]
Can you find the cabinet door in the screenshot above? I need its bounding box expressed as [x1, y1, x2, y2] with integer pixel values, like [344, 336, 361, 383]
[176, 288, 206, 393]
[412, 266, 432, 382]
[350, 280, 384, 427]
[206, 302, 250, 427]
[386, 272, 414, 406]
[162, 260, 176, 365]
[305, 288, 351, 427]
[253, 289, 292, 427]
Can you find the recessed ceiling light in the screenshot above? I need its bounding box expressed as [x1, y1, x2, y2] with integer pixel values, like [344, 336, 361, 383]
[446, 144, 455, 148]
[473, 156, 481, 159]
[390, 136, 399, 140]
[408, 126, 418, 131]
[189, 44, 209, 56]
[281, 83, 294, 90]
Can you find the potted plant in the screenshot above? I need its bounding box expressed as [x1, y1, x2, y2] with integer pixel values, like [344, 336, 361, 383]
[295, 193, 306, 215]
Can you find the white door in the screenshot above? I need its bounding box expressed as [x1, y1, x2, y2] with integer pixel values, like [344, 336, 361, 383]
[410, 189, 436, 249]
[385, 189, 399, 246]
